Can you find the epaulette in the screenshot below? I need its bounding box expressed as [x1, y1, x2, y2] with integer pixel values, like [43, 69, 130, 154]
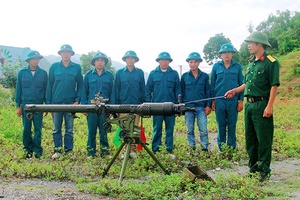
[267, 55, 276, 62]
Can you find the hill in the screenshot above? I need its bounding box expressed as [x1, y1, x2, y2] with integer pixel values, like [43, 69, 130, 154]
[276, 50, 300, 98]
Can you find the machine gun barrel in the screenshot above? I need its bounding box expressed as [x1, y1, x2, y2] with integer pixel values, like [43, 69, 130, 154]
[25, 102, 194, 117]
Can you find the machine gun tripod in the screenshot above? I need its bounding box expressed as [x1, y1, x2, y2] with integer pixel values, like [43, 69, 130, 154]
[102, 114, 170, 185]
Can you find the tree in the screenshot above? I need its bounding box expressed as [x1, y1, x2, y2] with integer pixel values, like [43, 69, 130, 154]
[203, 33, 232, 65]
[0, 49, 23, 90]
[80, 51, 116, 75]
[238, 42, 251, 66]
[256, 10, 300, 55]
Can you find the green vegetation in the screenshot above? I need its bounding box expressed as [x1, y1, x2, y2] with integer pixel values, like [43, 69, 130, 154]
[1, 9, 300, 199]
[203, 10, 300, 66]
[1, 80, 300, 199]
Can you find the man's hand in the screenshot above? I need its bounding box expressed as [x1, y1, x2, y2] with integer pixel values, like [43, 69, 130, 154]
[237, 101, 244, 112]
[224, 89, 236, 99]
[263, 105, 273, 118]
[16, 107, 22, 117]
[83, 112, 88, 116]
[211, 101, 216, 111]
[205, 107, 211, 116]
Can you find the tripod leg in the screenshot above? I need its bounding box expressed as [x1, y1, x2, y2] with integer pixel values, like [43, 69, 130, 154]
[118, 141, 132, 186]
[102, 142, 126, 178]
[141, 142, 170, 175]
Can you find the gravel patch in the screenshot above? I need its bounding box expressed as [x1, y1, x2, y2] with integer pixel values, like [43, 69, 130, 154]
[0, 178, 113, 200]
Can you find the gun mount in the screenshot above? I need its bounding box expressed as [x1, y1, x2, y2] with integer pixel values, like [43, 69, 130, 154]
[24, 94, 194, 185]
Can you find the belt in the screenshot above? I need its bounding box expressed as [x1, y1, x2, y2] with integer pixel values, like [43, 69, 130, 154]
[247, 96, 269, 103]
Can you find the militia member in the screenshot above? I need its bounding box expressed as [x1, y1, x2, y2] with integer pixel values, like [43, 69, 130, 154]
[46, 44, 83, 159]
[81, 52, 115, 157]
[115, 50, 145, 158]
[210, 43, 244, 151]
[181, 52, 211, 155]
[15, 50, 48, 158]
[145, 52, 180, 158]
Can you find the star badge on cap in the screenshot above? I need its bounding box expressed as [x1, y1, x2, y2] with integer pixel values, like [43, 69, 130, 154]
[224, 46, 227, 49]
[194, 53, 197, 56]
[163, 54, 167, 56]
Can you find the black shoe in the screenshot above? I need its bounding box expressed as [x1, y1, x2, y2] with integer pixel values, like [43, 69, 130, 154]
[24, 152, 33, 159]
[259, 172, 271, 182]
[34, 154, 42, 159]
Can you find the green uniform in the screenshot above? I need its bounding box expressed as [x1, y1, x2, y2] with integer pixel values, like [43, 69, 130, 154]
[244, 52, 280, 177]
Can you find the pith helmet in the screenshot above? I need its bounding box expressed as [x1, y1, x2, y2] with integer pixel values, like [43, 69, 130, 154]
[25, 50, 43, 62]
[156, 52, 173, 62]
[244, 31, 271, 47]
[122, 50, 139, 62]
[58, 44, 75, 56]
[91, 51, 108, 65]
[186, 52, 203, 62]
[219, 43, 236, 54]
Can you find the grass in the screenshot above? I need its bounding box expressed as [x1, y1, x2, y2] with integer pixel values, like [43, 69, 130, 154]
[1, 50, 300, 199]
[1, 92, 300, 199]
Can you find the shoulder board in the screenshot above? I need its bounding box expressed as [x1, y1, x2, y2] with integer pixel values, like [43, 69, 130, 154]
[267, 55, 276, 62]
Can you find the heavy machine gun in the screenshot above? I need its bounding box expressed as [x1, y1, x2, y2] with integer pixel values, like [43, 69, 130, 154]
[24, 93, 194, 185]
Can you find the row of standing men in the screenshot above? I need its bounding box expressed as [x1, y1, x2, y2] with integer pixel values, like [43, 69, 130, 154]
[15, 31, 280, 182]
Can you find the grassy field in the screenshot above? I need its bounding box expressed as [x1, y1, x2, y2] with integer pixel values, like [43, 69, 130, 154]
[1, 83, 300, 199]
[1, 50, 300, 199]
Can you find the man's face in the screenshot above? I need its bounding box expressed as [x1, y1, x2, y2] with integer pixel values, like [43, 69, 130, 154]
[60, 51, 72, 62]
[221, 52, 234, 62]
[158, 59, 170, 70]
[94, 58, 106, 70]
[247, 42, 260, 54]
[125, 57, 136, 67]
[29, 58, 40, 67]
[188, 60, 200, 71]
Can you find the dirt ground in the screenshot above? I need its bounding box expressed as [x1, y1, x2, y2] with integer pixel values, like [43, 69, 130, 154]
[1, 133, 299, 199]
[0, 158, 299, 200]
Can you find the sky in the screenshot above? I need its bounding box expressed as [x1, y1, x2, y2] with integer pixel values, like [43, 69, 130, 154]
[1, 0, 300, 74]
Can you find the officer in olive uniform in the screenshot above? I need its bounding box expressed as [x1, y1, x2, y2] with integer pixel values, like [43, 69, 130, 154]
[81, 52, 115, 157]
[15, 50, 48, 158]
[145, 52, 181, 157]
[225, 32, 280, 182]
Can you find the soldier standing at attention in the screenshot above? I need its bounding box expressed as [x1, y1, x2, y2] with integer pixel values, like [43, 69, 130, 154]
[210, 43, 244, 152]
[181, 52, 211, 156]
[15, 50, 48, 158]
[115, 50, 145, 158]
[81, 52, 115, 158]
[145, 52, 180, 158]
[46, 44, 83, 159]
[225, 32, 280, 182]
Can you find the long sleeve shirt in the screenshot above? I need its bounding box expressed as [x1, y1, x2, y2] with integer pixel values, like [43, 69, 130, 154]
[145, 66, 180, 103]
[210, 60, 244, 101]
[46, 61, 83, 104]
[115, 66, 145, 104]
[81, 68, 115, 105]
[181, 69, 211, 108]
[15, 66, 48, 107]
